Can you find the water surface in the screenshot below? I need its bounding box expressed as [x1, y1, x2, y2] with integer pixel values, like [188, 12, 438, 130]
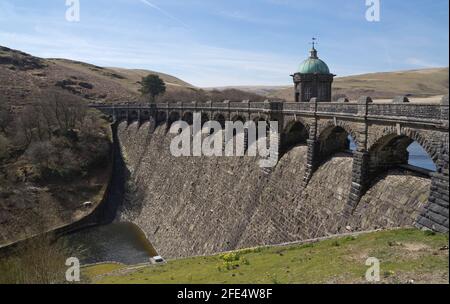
[65, 222, 157, 265]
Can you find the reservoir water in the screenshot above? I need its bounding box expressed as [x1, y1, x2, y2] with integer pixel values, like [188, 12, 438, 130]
[65, 222, 157, 265]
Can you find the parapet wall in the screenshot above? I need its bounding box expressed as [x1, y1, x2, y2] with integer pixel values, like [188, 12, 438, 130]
[116, 122, 431, 259]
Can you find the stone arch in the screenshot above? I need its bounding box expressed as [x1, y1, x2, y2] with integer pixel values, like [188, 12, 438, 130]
[118, 110, 127, 120]
[128, 110, 139, 122]
[317, 125, 354, 162]
[167, 111, 181, 128]
[280, 120, 309, 156]
[283, 117, 311, 135]
[368, 127, 439, 164]
[213, 113, 226, 129]
[317, 120, 359, 148]
[231, 115, 246, 123]
[141, 110, 151, 122]
[155, 111, 167, 127]
[368, 129, 439, 175]
[182, 111, 193, 125]
[200, 112, 210, 126]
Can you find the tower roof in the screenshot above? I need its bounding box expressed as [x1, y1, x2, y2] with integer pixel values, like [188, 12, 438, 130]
[297, 44, 330, 74]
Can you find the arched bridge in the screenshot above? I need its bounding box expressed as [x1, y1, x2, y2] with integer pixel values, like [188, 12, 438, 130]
[91, 96, 449, 233]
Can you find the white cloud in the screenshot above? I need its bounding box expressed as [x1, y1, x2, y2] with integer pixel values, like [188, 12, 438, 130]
[405, 57, 440, 68]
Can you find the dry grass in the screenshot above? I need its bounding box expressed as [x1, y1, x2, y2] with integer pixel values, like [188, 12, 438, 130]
[223, 68, 449, 102]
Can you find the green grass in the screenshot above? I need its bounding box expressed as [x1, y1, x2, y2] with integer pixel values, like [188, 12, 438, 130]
[83, 229, 449, 284]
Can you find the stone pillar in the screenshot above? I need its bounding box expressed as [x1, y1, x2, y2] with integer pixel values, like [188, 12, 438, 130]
[417, 172, 449, 233]
[302, 98, 318, 187]
[344, 150, 369, 217]
[302, 139, 319, 187]
[417, 129, 449, 232]
[342, 96, 372, 217]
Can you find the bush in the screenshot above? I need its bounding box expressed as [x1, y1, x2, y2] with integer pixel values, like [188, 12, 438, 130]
[220, 252, 240, 262]
[0, 233, 72, 284]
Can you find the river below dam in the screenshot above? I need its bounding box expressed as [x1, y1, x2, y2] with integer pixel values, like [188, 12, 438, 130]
[64, 222, 158, 265]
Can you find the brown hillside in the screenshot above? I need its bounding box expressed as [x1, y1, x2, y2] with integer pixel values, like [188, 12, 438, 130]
[266, 68, 449, 102]
[0, 45, 196, 106]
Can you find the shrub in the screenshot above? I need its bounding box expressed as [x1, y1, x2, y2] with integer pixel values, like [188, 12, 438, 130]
[0, 233, 72, 284]
[220, 252, 240, 262]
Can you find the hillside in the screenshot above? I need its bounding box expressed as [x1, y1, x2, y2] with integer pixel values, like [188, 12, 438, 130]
[0, 45, 196, 106]
[2, 45, 446, 105]
[83, 229, 449, 284]
[214, 68, 449, 102]
[0, 46, 120, 246]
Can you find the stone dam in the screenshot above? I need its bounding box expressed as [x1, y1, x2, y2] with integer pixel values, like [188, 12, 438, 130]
[116, 122, 430, 259]
[92, 99, 449, 259]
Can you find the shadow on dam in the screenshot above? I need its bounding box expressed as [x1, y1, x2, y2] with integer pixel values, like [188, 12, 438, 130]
[64, 123, 157, 265]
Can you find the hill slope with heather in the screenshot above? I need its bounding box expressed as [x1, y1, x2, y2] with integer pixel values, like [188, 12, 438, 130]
[0, 45, 196, 106]
[213, 68, 449, 102]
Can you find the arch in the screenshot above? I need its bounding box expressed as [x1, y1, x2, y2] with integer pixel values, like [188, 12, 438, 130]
[281, 120, 309, 155]
[283, 117, 311, 135]
[127, 111, 139, 124]
[141, 110, 150, 121]
[213, 113, 226, 129]
[200, 112, 210, 126]
[368, 131, 439, 175]
[182, 112, 193, 125]
[318, 120, 359, 148]
[231, 115, 246, 123]
[368, 128, 439, 164]
[155, 111, 167, 127]
[317, 125, 353, 162]
[167, 111, 181, 128]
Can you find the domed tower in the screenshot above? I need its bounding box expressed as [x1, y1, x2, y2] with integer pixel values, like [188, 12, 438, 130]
[292, 41, 335, 102]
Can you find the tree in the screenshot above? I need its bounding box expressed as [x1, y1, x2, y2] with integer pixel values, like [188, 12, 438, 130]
[139, 74, 166, 103]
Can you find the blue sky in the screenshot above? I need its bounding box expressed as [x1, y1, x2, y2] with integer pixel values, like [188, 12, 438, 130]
[0, 0, 448, 87]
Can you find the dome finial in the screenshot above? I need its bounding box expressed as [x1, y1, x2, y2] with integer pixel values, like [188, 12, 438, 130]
[310, 37, 318, 59]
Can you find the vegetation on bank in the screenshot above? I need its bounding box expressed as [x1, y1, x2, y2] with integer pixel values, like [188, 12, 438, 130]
[0, 233, 74, 284]
[0, 90, 112, 245]
[83, 229, 449, 284]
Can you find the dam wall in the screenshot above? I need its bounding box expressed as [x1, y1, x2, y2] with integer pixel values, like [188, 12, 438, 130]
[116, 121, 431, 259]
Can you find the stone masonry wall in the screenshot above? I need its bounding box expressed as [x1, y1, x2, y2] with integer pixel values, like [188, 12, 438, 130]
[116, 122, 431, 259]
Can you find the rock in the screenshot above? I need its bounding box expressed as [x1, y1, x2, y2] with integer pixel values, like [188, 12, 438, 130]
[79, 82, 94, 89]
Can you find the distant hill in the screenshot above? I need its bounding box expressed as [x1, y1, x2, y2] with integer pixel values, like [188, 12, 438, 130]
[213, 68, 449, 102]
[0, 45, 196, 106]
[1, 45, 447, 105]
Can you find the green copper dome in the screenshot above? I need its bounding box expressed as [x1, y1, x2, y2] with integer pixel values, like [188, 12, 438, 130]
[297, 47, 330, 74]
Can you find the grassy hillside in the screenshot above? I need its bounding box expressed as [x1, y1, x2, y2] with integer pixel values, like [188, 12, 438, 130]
[83, 229, 449, 284]
[219, 68, 449, 102]
[0, 45, 266, 105]
[0, 45, 197, 106]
